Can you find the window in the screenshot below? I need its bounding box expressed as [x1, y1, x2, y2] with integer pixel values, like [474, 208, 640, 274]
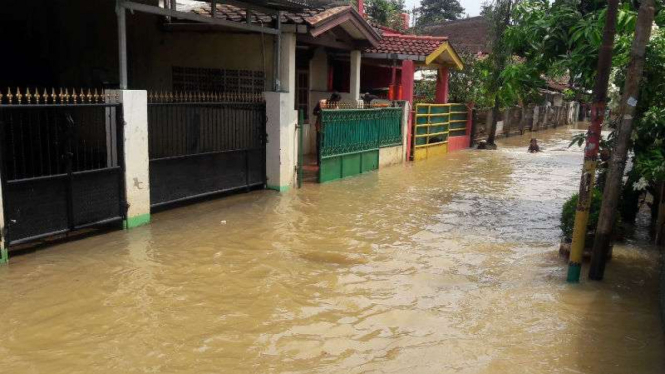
[172, 66, 265, 93]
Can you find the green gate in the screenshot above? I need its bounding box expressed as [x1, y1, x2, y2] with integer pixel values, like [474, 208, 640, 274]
[319, 107, 402, 183]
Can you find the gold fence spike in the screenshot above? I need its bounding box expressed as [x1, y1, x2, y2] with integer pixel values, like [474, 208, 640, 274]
[34, 88, 41, 104]
[0, 91, 3, 104]
[114, 91, 120, 103]
[25, 87, 32, 104]
[93, 88, 100, 103]
[58, 88, 64, 104]
[51, 88, 57, 104]
[16, 87, 23, 104]
[86, 88, 92, 103]
[72, 88, 79, 104]
[7, 88, 13, 104]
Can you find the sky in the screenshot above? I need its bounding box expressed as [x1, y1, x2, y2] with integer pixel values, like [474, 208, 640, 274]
[404, 0, 485, 18]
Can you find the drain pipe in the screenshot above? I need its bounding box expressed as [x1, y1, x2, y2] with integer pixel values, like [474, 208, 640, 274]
[117, 0, 128, 89]
[297, 110, 304, 188]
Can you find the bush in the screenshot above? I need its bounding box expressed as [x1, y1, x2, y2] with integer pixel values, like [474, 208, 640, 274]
[560, 189, 603, 239]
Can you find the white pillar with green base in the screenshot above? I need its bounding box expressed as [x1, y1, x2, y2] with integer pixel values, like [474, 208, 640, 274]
[265, 32, 297, 192]
[115, 90, 151, 229]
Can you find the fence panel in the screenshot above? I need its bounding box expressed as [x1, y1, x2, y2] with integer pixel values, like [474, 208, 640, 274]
[0, 92, 125, 245]
[319, 107, 402, 183]
[413, 103, 468, 160]
[147, 94, 266, 207]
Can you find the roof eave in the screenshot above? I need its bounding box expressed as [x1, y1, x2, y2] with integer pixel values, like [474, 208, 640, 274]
[425, 41, 464, 70]
[308, 7, 381, 48]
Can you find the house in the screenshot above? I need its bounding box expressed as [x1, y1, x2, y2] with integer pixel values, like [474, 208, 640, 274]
[0, 0, 467, 256]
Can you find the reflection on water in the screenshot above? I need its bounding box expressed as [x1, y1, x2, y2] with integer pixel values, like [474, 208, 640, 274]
[0, 126, 662, 374]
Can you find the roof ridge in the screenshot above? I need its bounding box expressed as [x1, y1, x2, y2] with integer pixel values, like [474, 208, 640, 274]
[385, 34, 448, 40]
[421, 16, 485, 28]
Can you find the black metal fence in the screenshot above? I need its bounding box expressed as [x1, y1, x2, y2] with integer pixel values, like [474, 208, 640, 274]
[0, 101, 125, 245]
[147, 94, 266, 207]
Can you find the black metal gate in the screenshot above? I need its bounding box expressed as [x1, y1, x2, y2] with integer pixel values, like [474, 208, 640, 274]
[0, 95, 126, 245]
[147, 93, 266, 208]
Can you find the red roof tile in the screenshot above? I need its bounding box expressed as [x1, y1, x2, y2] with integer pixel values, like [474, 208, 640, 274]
[365, 34, 448, 56]
[184, 0, 347, 26]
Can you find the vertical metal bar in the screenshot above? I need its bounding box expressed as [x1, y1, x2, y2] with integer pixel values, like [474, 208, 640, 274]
[117, 105, 128, 220]
[19, 111, 26, 179]
[64, 112, 75, 230]
[106, 107, 113, 168]
[117, 2, 128, 90]
[0, 108, 10, 246]
[297, 109, 303, 187]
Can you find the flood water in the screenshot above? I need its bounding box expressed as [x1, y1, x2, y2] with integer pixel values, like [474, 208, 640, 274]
[1, 126, 663, 374]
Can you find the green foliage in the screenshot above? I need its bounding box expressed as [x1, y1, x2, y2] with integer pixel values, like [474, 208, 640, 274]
[619, 168, 643, 224]
[504, 0, 638, 94]
[448, 54, 494, 108]
[416, 0, 465, 26]
[414, 77, 436, 102]
[365, 0, 407, 31]
[499, 60, 545, 106]
[479, 0, 516, 109]
[560, 189, 604, 239]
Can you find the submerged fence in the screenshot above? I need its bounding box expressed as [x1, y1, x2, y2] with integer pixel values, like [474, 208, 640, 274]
[319, 107, 402, 183]
[0, 88, 125, 245]
[413, 103, 468, 161]
[147, 91, 266, 207]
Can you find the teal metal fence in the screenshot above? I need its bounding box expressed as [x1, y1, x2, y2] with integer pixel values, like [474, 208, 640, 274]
[319, 107, 402, 183]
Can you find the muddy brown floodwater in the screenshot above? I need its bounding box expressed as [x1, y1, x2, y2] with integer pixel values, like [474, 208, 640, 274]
[0, 126, 663, 374]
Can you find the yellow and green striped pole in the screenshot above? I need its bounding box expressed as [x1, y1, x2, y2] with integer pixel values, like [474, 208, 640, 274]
[566, 0, 619, 283]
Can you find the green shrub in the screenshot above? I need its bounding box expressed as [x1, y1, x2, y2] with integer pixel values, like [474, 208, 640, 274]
[560, 189, 603, 239]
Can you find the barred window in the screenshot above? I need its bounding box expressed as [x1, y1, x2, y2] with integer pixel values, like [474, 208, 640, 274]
[172, 67, 265, 93]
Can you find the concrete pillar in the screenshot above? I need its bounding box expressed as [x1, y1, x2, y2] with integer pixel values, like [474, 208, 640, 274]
[400, 60, 415, 105]
[265, 32, 298, 191]
[116, 90, 151, 229]
[435, 67, 449, 104]
[401, 101, 411, 162]
[350, 50, 361, 101]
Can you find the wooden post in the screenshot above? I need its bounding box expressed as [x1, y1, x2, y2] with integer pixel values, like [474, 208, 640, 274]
[588, 0, 656, 280]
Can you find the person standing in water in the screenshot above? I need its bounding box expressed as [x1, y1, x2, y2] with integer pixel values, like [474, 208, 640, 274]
[528, 138, 540, 153]
[313, 92, 342, 162]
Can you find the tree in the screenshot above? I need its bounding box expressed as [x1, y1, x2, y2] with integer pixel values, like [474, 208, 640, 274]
[448, 53, 493, 108]
[365, 0, 407, 31]
[416, 0, 465, 26]
[589, 0, 657, 280]
[483, 0, 513, 147]
[566, 0, 620, 283]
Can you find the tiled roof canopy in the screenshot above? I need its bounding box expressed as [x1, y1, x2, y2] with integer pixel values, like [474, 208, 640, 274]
[182, 1, 380, 45]
[420, 16, 490, 54]
[365, 34, 448, 56]
[188, 2, 326, 24]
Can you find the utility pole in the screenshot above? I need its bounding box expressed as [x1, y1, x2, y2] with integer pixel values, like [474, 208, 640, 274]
[567, 0, 620, 283]
[588, 0, 656, 280]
